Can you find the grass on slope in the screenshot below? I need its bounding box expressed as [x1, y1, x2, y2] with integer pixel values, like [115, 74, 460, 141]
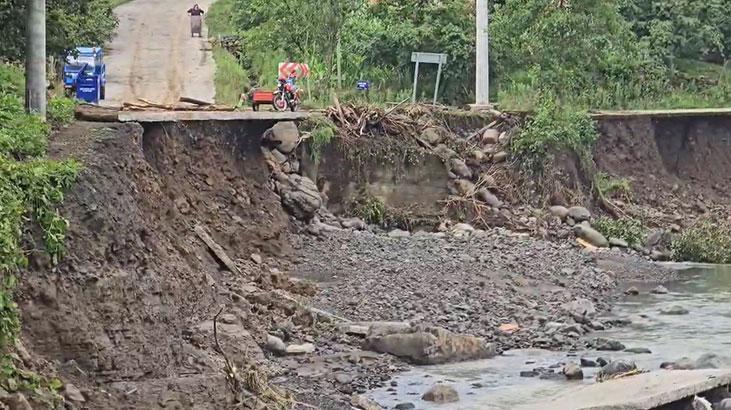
[207, 0, 248, 105]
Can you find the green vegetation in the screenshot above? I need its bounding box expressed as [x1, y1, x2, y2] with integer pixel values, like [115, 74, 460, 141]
[0, 64, 79, 400]
[672, 221, 731, 264]
[594, 172, 633, 200]
[512, 95, 598, 170]
[0, 0, 118, 62]
[594, 217, 646, 248]
[212, 48, 249, 106]
[205, 0, 731, 109]
[47, 97, 76, 126]
[350, 195, 386, 226]
[300, 117, 336, 161]
[348, 193, 414, 230]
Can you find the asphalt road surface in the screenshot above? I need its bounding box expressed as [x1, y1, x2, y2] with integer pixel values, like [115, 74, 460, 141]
[103, 0, 216, 106]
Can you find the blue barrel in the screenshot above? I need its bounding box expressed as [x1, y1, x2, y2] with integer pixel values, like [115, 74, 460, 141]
[76, 75, 100, 104]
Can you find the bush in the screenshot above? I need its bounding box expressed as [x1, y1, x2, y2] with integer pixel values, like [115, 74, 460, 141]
[0, 65, 24, 96]
[512, 94, 598, 170]
[301, 118, 336, 161]
[0, 276, 19, 350]
[0, 93, 49, 158]
[349, 195, 386, 226]
[0, 57, 77, 404]
[594, 217, 646, 247]
[671, 221, 731, 264]
[594, 172, 632, 199]
[48, 97, 76, 126]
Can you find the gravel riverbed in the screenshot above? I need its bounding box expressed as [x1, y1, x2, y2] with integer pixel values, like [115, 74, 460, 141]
[292, 227, 674, 351]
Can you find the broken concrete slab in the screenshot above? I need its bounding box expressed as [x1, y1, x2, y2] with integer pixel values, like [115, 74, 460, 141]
[515, 369, 731, 410]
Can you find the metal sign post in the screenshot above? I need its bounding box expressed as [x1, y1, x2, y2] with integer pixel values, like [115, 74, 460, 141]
[411, 52, 448, 104]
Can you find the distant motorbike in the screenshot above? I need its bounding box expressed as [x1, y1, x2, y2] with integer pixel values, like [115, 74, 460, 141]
[273, 77, 300, 112]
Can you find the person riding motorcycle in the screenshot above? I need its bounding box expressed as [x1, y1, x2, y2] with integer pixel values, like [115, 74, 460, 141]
[286, 70, 298, 95]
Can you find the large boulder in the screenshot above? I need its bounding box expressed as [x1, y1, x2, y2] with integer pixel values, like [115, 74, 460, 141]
[563, 298, 597, 318]
[449, 158, 473, 179]
[482, 129, 499, 145]
[592, 337, 626, 351]
[477, 188, 503, 208]
[449, 179, 476, 196]
[365, 325, 496, 365]
[549, 205, 569, 220]
[659, 305, 689, 315]
[562, 363, 584, 380]
[567, 206, 592, 222]
[0, 394, 32, 410]
[422, 127, 445, 145]
[262, 121, 300, 154]
[573, 223, 609, 247]
[272, 171, 323, 220]
[422, 385, 459, 404]
[662, 353, 731, 370]
[598, 360, 637, 379]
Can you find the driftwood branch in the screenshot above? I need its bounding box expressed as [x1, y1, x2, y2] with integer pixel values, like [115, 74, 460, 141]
[194, 224, 241, 274]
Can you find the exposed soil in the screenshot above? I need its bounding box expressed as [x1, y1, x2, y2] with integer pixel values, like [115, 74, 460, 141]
[15, 121, 312, 409]
[594, 116, 731, 227]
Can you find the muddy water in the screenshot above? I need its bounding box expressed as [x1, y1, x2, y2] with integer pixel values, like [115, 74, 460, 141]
[368, 264, 731, 409]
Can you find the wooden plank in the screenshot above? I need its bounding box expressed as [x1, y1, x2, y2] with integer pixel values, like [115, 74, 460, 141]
[193, 225, 240, 274]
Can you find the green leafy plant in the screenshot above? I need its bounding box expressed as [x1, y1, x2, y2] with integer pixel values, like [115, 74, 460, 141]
[0, 276, 19, 350]
[512, 94, 598, 170]
[594, 217, 646, 247]
[349, 194, 386, 226]
[594, 172, 633, 199]
[47, 97, 76, 126]
[671, 220, 731, 263]
[301, 118, 336, 161]
[0, 66, 80, 400]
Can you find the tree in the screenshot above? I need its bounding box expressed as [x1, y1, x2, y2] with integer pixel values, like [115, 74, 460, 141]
[358, 0, 476, 103]
[0, 0, 118, 62]
[491, 0, 665, 106]
[619, 0, 731, 64]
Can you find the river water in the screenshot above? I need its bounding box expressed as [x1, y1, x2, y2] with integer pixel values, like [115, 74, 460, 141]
[368, 264, 731, 409]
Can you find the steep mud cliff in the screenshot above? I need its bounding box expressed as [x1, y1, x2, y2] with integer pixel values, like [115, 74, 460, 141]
[16, 121, 305, 409]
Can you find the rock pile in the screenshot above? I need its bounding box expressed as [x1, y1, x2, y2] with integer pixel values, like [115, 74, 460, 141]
[262, 122, 369, 234]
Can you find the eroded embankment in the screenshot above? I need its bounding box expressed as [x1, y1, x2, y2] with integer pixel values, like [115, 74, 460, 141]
[596, 115, 731, 209]
[16, 121, 311, 409]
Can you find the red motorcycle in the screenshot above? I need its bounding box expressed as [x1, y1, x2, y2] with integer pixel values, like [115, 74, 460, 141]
[273, 77, 300, 112]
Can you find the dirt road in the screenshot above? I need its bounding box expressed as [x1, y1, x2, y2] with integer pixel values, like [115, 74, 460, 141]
[103, 0, 216, 106]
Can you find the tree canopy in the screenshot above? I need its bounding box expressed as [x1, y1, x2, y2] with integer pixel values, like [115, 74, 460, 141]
[0, 0, 118, 61]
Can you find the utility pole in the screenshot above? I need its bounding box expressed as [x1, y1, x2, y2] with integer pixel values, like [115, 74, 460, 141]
[25, 0, 47, 118]
[473, 0, 490, 110]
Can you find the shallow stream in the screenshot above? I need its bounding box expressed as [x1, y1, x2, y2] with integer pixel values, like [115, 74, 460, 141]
[368, 264, 731, 409]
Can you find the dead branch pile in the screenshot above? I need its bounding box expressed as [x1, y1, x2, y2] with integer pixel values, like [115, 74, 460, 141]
[325, 99, 419, 140]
